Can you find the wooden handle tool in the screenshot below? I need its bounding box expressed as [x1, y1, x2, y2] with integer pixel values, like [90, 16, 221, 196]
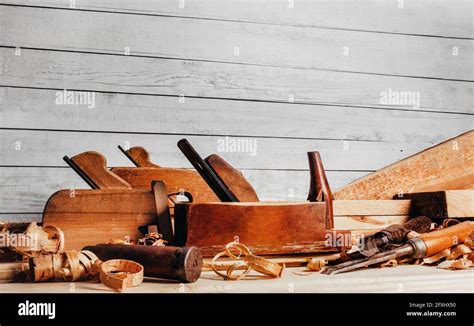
[322, 221, 474, 275]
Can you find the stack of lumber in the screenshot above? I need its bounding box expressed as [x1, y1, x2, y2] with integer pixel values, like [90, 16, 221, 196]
[333, 200, 411, 232]
[331, 131, 473, 231]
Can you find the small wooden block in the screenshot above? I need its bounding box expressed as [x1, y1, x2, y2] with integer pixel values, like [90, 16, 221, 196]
[400, 190, 474, 219]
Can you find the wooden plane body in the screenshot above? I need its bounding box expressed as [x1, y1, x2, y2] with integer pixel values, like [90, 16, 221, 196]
[174, 201, 346, 256]
[42, 188, 157, 250]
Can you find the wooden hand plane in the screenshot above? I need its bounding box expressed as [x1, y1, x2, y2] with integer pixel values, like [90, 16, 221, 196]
[114, 145, 259, 202]
[42, 147, 348, 255]
[173, 139, 344, 255]
[43, 152, 174, 250]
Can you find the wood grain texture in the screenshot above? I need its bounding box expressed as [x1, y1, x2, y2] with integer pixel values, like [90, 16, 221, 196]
[1, 87, 471, 143]
[1, 48, 472, 113]
[70, 151, 131, 189]
[42, 189, 158, 250]
[111, 167, 219, 202]
[333, 200, 412, 216]
[2, 265, 472, 293]
[174, 201, 342, 256]
[206, 154, 259, 202]
[419, 221, 474, 257]
[125, 147, 160, 167]
[334, 131, 474, 200]
[1, 0, 471, 38]
[1, 6, 472, 79]
[402, 190, 474, 218]
[334, 215, 410, 230]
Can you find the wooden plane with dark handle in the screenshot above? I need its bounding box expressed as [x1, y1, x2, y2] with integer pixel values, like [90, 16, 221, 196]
[173, 138, 342, 255]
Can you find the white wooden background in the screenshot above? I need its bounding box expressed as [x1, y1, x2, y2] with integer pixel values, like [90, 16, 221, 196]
[0, 0, 473, 221]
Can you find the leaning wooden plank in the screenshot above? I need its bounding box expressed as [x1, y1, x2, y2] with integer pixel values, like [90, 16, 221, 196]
[1, 0, 470, 38]
[1, 48, 472, 113]
[334, 131, 474, 200]
[401, 190, 474, 219]
[334, 215, 410, 230]
[1, 6, 471, 79]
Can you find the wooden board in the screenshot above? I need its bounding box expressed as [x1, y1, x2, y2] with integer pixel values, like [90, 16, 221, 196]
[333, 200, 412, 216]
[1, 48, 472, 113]
[2, 87, 471, 144]
[1, 6, 472, 80]
[334, 215, 410, 230]
[2, 265, 472, 293]
[401, 190, 474, 219]
[334, 131, 474, 200]
[333, 200, 412, 230]
[2, 0, 471, 38]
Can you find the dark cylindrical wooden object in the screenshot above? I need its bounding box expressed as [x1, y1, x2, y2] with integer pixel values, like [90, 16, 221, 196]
[83, 244, 202, 283]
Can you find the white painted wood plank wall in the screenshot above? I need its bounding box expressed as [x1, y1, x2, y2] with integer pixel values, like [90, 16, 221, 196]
[0, 0, 472, 221]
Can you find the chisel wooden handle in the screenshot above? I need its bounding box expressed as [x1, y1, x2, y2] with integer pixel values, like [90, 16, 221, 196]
[418, 221, 474, 257]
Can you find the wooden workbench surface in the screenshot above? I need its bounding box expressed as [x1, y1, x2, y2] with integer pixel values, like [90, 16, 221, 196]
[1, 265, 472, 293]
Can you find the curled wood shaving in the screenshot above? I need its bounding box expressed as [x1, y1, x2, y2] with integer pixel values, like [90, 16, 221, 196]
[3, 222, 64, 256]
[379, 259, 398, 268]
[4, 222, 144, 291]
[210, 242, 284, 281]
[137, 232, 166, 246]
[106, 238, 133, 245]
[306, 258, 328, 271]
[422, 248, 451, 265]
[447, 244, 471, 260]
[28, 250, 99, 282]
[441, 219, 461, 228]
[437, 258, 472, 270]
[98, 259, 144, 292]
